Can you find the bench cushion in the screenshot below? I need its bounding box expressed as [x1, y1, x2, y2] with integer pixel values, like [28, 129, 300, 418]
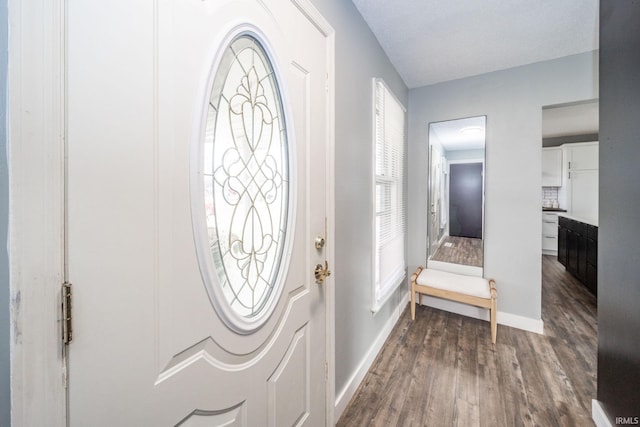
[415, 268, 492, 299]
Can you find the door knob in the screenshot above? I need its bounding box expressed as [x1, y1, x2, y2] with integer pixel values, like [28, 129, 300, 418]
[314, 261, 331, 284]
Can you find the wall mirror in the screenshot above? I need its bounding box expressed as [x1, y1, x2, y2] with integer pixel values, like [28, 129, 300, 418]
[427, 116, 486, 273]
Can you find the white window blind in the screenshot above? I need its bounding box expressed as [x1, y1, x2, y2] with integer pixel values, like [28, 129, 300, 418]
[373, 79, 406, 312]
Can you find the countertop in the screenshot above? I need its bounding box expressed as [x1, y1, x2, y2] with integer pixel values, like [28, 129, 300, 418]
[557, 213, 598, 227]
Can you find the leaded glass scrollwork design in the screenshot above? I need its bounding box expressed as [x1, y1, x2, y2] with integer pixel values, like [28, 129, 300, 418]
[203, 34, 289, 322]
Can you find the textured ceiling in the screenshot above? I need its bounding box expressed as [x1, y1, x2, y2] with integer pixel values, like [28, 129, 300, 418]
[352, 0, 599, 88]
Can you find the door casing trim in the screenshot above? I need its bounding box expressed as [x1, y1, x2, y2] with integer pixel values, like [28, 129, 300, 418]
[290, 0, 337, 422]
[8, 0, 67, 425]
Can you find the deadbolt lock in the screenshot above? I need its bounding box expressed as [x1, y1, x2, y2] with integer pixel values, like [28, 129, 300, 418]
[314, 261, 331, 284]
[315, 236, 326, 249]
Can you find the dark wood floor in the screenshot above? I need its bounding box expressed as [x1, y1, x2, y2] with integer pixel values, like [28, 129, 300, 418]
[337, 255, 597, 427]
[431, 236, 483, 267]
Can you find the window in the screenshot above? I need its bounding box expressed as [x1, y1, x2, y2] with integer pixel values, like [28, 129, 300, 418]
[195, 32, 292, 333]
[372, 79, 406, 312]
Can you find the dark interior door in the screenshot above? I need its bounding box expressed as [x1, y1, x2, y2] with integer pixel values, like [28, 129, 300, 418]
[449, 163, 483, 239]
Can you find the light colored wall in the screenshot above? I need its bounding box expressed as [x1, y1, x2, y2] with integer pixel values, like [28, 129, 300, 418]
[308, 0, 409, 397]
[408, 51, 598, 321]
[445, 149, 485, 162]
[1, 0, 10, 424]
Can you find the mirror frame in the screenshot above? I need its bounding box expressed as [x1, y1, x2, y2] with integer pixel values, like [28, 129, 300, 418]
[426, 115, 486, 273]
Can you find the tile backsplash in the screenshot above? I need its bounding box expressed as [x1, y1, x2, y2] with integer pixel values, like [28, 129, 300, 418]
[542, 187, 558, 200]
[542, 187, 559, 207]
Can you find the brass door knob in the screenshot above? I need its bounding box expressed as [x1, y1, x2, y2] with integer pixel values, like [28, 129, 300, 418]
[314, 261, 331, 284]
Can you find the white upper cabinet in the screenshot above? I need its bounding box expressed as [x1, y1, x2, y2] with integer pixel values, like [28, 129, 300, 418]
[542, 147, 563, 187]
[566, 142, 599, 171]
[563, 141, 599, 224]
[569, 170, 599, 223]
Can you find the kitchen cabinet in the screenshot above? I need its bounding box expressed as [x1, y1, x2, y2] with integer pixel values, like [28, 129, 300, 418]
[566, 143, 598, 171]
[569, 170, 598, 222]
[542, 147, 563, 187]
[567, 225, 578, 272]
[557, 215, 597, 296]
[558, 225, 567, 266]
[564, 142, 599, 224]
[577, 232, 587, 280]
[542, 212, 559, 254]
[585, 225, 598, 294]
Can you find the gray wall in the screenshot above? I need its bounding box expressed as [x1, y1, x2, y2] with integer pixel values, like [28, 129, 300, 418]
[308, 0, 409, 397]
[1, 0, 10, 424]
[408, 51, 598, 321]
[598, 1, 640, 421]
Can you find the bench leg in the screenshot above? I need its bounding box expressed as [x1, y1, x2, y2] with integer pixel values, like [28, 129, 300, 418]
[410, 267, 423, 321]
[490, 296, 497, 344]
[410, 282, 416, 320]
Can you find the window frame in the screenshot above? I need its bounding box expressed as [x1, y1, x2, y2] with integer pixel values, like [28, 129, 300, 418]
[371, 78, 407, 313]
[191, 26, 297, 334]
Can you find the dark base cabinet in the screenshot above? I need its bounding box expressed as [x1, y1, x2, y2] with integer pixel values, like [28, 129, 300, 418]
[557, 216, 597, 296]
[558, 226, 568, 266]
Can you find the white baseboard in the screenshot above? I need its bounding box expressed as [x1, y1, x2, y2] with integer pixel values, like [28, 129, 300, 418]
[498, 310, 545, 334]
[420, 296, 545, 335]
[334, 292, 410, 423]
[592, 400, 613, 427]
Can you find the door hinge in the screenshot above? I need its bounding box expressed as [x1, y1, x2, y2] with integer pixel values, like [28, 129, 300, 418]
[62, 282, 73, 345]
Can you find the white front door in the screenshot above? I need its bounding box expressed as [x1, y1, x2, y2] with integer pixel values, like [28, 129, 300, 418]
[66, 0, 332, 425]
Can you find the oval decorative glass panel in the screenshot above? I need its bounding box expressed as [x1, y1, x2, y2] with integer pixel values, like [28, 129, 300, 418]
[201, 33, 290, 330]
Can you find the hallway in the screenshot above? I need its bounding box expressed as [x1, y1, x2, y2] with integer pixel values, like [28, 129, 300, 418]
[337, 256, 597, 426]
[430, 236, 483, 267]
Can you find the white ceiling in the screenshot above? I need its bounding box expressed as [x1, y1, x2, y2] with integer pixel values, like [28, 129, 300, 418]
[351, 0, 599, 89]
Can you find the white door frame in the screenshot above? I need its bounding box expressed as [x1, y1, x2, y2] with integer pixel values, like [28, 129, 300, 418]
[8, 0, 67, 425]
[7, 0, 336, 425]
[288, 0, 337, 423]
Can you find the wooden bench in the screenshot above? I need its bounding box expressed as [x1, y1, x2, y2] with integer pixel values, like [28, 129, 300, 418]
[410, 266, 498, 344]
